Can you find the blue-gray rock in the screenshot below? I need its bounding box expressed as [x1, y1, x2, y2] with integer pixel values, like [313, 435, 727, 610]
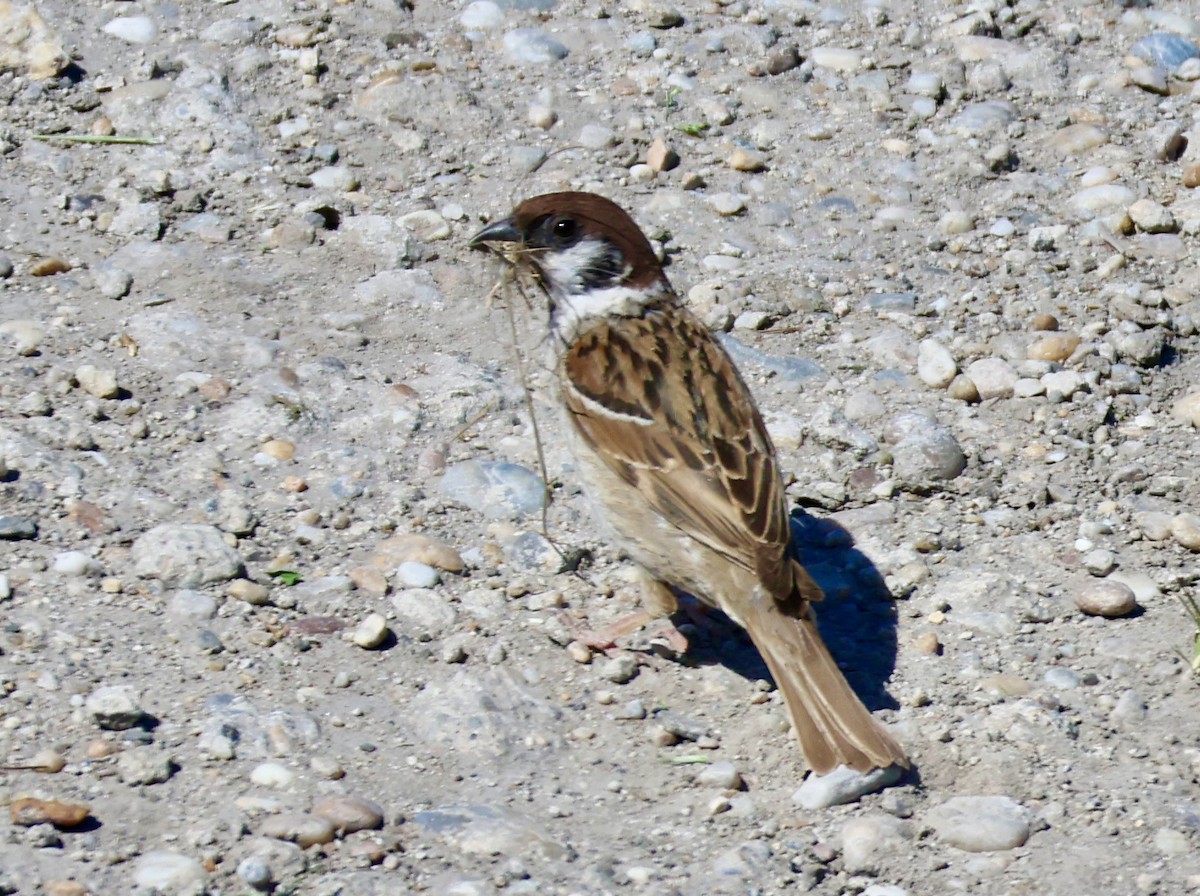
[414, 803, 569, 859]
[793, 764, 903, 809]
[712, 840, 772, 878]
[949, 101, 1017, 136]
[627, 31, 657, 57]
[0, 516, 37, 540]
[503, 29, 568, 64]
[439, 460, 547, 520]
[131, 523, 243, 587]
[1131, 34, 1200, 69]
[926, 795, 1031, 851]
[718, 334, 826, 380]
[407, 669, 562, 759]
[867, 292, 918, 312]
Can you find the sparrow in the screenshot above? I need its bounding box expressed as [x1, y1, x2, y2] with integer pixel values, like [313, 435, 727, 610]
[469, 191, 907, 775]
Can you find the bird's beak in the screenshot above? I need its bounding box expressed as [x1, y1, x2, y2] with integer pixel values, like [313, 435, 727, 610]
[468, 216, 522, 250]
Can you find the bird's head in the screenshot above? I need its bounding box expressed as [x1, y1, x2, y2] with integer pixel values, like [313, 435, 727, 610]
[469, 191, 672, 336]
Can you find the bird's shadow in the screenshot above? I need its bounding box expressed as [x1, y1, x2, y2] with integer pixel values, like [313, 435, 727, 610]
[670, 508, 900, 713]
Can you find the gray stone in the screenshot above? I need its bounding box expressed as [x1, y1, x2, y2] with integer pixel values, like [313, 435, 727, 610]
[117, 746, 175, 785]
[87, 685, 145, 730]
[841, 814, 911, 874]
[503, 28, 568, 64]
[132, 851, 209, 892]
[414, 803, 569, 859]
[132, 523, 243, 587]
[926, 795, 1031, 851]
[439, 460, 547, 520]
[390, 588, 457, 637]
[793, 764, 903, 809]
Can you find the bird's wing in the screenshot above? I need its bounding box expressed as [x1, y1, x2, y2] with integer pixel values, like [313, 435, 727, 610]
[561, 304, 801, 601]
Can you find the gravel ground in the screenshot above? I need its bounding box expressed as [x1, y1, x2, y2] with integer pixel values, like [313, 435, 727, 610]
[2, 0, 1200, 893]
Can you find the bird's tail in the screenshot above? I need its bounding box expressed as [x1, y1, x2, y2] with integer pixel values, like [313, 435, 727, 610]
[743, 593, 908, 775]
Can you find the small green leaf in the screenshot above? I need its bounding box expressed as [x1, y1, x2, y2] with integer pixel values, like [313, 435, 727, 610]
[270, 570, 303, 586]
[676, 122, 709, 137]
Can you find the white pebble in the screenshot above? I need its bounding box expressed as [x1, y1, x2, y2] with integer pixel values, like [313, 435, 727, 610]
[250, 762, 297, 788]
[352, 613, 390, 649]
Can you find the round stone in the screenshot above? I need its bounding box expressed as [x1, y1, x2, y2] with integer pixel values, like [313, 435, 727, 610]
[926, 795, 1031, 852]
[1170, 514, 1200, 551]
[1027, 333, 1080, 362]
[259, 812, 335, 847]
[352, 613, 390, 649]
[1073, 579, 1137, 617]
[917, 339, 957, 388]
[311, 795, 384, 834]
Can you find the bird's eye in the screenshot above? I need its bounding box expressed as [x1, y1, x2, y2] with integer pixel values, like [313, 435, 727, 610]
[550, 217, 579, 247]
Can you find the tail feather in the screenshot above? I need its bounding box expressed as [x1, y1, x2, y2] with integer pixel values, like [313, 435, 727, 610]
[744, 602, 908, 775]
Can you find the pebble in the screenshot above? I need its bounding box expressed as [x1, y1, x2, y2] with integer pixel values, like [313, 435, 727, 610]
[600, 654, 639, 684]
[1027, 333, 1079, 362]
[103, 16, 158, 44]
[887, 413, 967, 484]
[132, 524, 242, 587]
[53, 550, 100, 577]
[1154, 827, 1190, 856]
[461, 1, 504, 30]
[1132, 33, 1200, 68]
[811, 46, 862, 72]
[1069, 184, 1136, 217]
[1166, 391, 1200, 427]
[117, 746, 174, 785]
[94, 266, 133, 299]
[916, 339, 957, 388]
[842, 814, 911, 874]
[374, 533, 464, 573]
[1128, 199, 1176, 234]
[728, 147, 767, 172]
[250, 762, 296, 788]
[0, 514, 36, 541]
[1129, 64, 1169, 94]
[1082, 549, 1117, 576]
[696, 761, 742, 790]
[1050, 124, 1107, 155]
[309, 166, 358, 192]
[390, 588, 457, 637]
[237, 856, 274, 890]
[793, 764, 903, 810]
[709, 192, 746, 216]
[1170, 514, 1200, 551]
[1110, 688, 1148, 726]
[259, 812, 336, 847]
[228, 579, 271, 606]
[439, 460, 546, 520]
[965, 358, 1019, 400]
[395, 561, 440, 588]
[9, 798, 90, 829]
[311, 794, 385, 834]
[400, 210, 451, 241]
[86, 685, 145, 730]
[132, 851, 209, 892]
[503, 29, 568, 64]
[1073, 579, 1137, 617]
[1043, 667, 1081, 689]
[0, 319, 44, 355]
[75, 364, 120, 399]
[352, 613, 390, 649]
[926, 795, 1031, 852]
